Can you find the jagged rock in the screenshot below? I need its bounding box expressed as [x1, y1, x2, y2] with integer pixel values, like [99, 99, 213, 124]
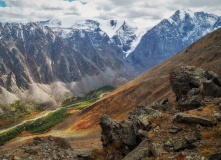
[149, 143, 163, 158]
[178, 89, 203, 109]
[33, 137, 43, 145]
[170, 66, 221, 110]
[174, 113, 217, 127]
[173, 140, 188, 151]
[164, 140, 173, 151]
[129, 106, 160, 117]
[24, 148, 38, 155]
[76, 150, 92, 160]
[99, 115, 137, 159]
[160, 98, 169, 105]
[208, 152, 221, 160]
[169, 126, 183, 134]
[48, 135, 54, 141]
[213, 98, 221, 105]
[14, 156, 21, 160]
[173, 134, 201, 151]
[129, 106, 161, 134]
[122, 140, 150, 160]
[119, 120, 137, 147]
[151, 102, 177, 114]
[137, 129, 149, 140]
[100, 115, 137, 147]
[56, 137, 72, 149]
[21, 154, 29, 159]
[214, 113, 221, 121]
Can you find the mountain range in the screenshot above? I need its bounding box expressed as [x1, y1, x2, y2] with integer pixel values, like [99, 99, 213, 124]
[0, 9, 220, 104]
[1, 19, 221, 160]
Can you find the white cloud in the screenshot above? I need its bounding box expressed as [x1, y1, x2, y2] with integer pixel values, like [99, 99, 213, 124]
[0, 0, 220, 28]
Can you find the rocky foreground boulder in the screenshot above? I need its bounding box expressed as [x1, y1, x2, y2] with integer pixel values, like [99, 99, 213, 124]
[174, 113, 217, 127]
[170, 65, 221, 110]
[98, 66, 221, 160]
[0, 135, 93, 160]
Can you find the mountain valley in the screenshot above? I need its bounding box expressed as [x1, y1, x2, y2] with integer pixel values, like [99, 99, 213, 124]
[0, 7, 221, 160]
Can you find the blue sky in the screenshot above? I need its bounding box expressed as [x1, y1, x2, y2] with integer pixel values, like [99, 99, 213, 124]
[0, 0, 6, 7]
[64, 0, 86, 4]
[0, 0, 220, 28]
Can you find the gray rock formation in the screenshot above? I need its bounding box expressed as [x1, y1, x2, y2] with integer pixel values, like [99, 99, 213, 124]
[174, 113, 217, 127]
[170, 66, 221, 109]
[122, 140, 150, 160]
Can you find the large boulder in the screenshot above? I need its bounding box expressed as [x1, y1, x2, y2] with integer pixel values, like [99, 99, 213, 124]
[149, 143, 164, 158]
[173, 113, 217, 127]
[122, 140, 150, 160]
[170, 66, 221, 109]
[208, 152, 221, 160]
[99, 115, 137, 148]
[129, 106, 161, 134]
[99, 115, 137, 159]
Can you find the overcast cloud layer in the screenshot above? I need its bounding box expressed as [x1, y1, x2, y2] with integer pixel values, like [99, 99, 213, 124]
[0, 0, 220, 28]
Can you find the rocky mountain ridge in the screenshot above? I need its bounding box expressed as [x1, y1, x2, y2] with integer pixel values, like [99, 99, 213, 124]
[0, 22, 123, 104]
[127, 9, 221, 73]
[37, 16, 147, 56]
[0, 9, 221, 104]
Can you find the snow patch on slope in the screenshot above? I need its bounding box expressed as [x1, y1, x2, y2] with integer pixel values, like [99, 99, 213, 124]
[98, 19, 125, 38]
[125, 28, 148, 57]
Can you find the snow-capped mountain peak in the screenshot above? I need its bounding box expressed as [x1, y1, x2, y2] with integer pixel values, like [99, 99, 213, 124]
[39, 16, 135, 39]
[168, 9, 195, 23]
[38, 16, 148, 56]
[179, 9, 195, 19]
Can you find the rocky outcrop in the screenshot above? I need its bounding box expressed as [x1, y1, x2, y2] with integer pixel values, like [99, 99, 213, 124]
[98, 66, 221, 160]
[99, 115, 137, 159]
[208, 152, 221, 160]
[99, 106, 165, 159]
[0, 136, 75, 160]
[174, 113, 217, 127]
[99, 103, 210, 159]
[171, 134, 201, 151]
[149, 143, 164, 158]
[170, 65, 221, 110]
[122, 140, 150, 160]
[129, 106, 161, 134]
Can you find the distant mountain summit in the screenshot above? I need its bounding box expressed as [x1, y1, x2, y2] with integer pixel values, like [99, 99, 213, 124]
[37, 16, 148, 57]
[127, 9, 221, 73]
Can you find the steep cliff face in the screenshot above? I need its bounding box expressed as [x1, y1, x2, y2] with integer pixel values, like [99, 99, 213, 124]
[127, 9, 221, 73]
[0, 22, 123, 104]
